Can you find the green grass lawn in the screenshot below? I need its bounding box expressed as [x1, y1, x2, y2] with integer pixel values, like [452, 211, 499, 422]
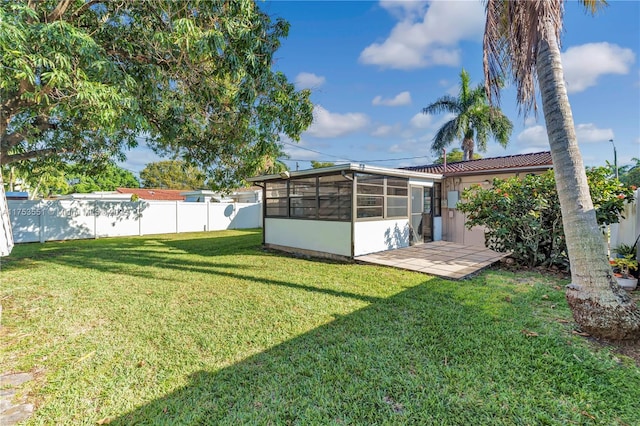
[1, 229, 638, 425]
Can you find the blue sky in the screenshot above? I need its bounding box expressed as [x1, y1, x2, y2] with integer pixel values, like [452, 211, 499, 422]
[121, 0, 640, 176]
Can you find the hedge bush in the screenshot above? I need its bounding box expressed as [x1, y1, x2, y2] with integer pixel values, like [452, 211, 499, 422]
[457, 169, 635, 269]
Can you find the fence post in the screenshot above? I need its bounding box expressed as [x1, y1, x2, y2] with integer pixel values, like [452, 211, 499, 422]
[39, 201, 45, 243]
[94, 200, 98, 239]
[175, 201, 179, 233]
[138, 201, 142, 236]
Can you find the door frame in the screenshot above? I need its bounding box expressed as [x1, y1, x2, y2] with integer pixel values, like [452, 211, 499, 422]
[409, 185, 433, 245]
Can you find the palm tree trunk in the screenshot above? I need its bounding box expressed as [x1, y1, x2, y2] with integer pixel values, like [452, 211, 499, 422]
[537, 20, 640, 340]
[462, 138, 474, 161]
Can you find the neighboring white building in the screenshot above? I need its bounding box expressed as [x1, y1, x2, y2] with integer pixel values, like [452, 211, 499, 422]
[181, 190, 222, 203]
[56, 191, 133, 201]
[182, 188, 261, 203]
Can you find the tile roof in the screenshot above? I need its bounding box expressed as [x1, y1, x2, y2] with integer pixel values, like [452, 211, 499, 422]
[116, 188, 186, 201]
[403, 151, 553, 176]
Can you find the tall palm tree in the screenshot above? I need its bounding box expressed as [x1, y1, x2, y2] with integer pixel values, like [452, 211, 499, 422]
[422, 69, 512, 161]
[483, 0, 639, 340]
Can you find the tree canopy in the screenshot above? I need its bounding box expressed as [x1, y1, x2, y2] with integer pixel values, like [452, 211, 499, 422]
[140, 160, 205, 190]
[3, 161, 139, 198]
[618, 158, 640, 188]
[310, 161, 335, 169]
[433, 148, 481, 164]
[422, 69, 512, 161]
[67, 164, 140, 193]
[0, 0, 313, 190]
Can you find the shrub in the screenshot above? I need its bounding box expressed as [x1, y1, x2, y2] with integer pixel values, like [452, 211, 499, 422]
[457, 169, 635, 269]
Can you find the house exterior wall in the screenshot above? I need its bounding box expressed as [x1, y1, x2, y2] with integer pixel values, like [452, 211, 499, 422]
[264, 218, 352, 257]
[441, 171, 548, 246]
[354, 219, 410, 256]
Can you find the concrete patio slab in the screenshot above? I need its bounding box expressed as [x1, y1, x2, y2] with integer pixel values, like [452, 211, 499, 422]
[355, 241, 509, 280]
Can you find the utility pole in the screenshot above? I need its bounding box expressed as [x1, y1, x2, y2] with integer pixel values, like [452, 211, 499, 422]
[609, 139, 618, 180]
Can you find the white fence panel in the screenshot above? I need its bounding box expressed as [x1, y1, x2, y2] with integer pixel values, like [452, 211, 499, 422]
[208, 203, 236, 231]
[95, 201, 140, 237]
[8, 200, 43, 243]
[610, 188, 639, 255]
[177, 203, 208, 233]
[139, 201, 177, 235]
[232, 203, 262, 229]
[7, 200, 262, 244]
[43, 200, 95, 241]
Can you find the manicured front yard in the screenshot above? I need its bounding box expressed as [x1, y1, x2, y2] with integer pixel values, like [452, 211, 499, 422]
[1, 229, 638, 424]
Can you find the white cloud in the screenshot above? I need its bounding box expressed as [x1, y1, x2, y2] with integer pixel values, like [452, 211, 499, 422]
[575, 123, 614, 143]
[372, 91, 412, 106]
[283, 144, 320, 161]
[387, 136, 433, 159]
[409, 112, 433, 129]
[305, 105, 369, 138]
[294, 72, 326, 89]
[516, 125, 549, 149]
[371, 125, 394, 137]
[379, 0, 429, 20]
[562, 43, 635, 93]
[359, 1, 485, 70]
[514, 123, 613, 151]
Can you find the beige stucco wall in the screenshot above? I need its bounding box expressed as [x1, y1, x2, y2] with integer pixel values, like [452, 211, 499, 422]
[441, 171, 549, 246]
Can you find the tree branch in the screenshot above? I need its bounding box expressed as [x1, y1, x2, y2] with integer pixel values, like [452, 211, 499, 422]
[47, 0, 73, 22]
[1, 118, 57, 152]
[70, 0, 103, 21]
[1, 148, 59, 165]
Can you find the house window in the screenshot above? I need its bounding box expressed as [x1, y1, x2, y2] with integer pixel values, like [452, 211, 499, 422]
[265, 181, 288, 217]
[433, 182, 442, 217]
[386, 177, 408, 218]
[356, 174, 384, 218]
[290, 177, 317, 218]
[318, 175, 351, 220]
[356, 174, 408, 219]
[265, 174, 352, 221]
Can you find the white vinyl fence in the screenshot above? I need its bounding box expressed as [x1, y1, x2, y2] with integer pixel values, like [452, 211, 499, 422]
[8, 200, 262, 244]
[610, 188, 639, 256]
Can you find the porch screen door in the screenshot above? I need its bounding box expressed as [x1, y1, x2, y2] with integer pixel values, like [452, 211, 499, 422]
[410, 186, 433, 244]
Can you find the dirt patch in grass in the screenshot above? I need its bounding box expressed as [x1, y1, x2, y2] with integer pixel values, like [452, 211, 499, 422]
[605, 339, 640, 366]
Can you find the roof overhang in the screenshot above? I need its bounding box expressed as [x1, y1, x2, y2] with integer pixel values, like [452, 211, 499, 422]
[247, 163, 442, 183]
[442, 164, 553, 177]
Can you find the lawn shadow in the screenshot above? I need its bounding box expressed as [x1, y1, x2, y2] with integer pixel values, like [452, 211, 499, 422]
[2, 231, 266, 280]
[107, 281, 636, 425]
[3, 230, 381, 303]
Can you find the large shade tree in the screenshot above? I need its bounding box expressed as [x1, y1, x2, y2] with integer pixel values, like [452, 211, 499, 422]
[0, 0, 313, 191]
[422, 69, 513, 161]
[483, 0, 639, 340]
[140, 160, 205, 190]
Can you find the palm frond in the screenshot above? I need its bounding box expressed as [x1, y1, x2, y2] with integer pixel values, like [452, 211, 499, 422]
[430, 118, 461, 153]
[483, 0, 605, 116]
[422, 96, 462, 116]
